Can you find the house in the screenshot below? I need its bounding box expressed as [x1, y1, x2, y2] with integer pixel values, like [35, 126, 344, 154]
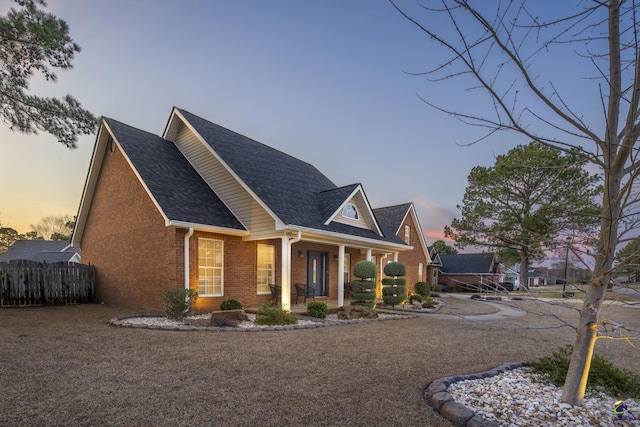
[0, 240, 80, 263]
[437, 252, 500, 291]
[72, 107, 432, 312]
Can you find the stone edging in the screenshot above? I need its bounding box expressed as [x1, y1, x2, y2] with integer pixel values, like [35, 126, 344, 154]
[107, 312, 418, 332]
[423, 362, 528, 427]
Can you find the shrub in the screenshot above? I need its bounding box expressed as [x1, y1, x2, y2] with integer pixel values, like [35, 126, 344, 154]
[350, 261, 377, 308]
[432, 284, 444, 293]
[529, 345, 640, 399]
[255, 302, 298, 326]
[409, 294, 423, 303]
[381, 262, 406, 307]
[307, 301, 328, 319]
[414, 282, 431, 297]
[421, 296, 437, 308]
[163, 288, 198, 319]
[220, 299, 243, 310]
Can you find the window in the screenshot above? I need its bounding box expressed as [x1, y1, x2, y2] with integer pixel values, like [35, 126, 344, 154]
[342, 203, 358, 220]
[432, 269, 438, 285]
[198, 238, 223, 296]
[257, 244, 274, 294]
[418, 262, 423, 281]
[343, 253, 351, 284]
[404, 225, 410, 244]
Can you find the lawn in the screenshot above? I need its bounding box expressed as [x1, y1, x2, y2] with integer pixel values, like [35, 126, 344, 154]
[0, 298, 637, 426]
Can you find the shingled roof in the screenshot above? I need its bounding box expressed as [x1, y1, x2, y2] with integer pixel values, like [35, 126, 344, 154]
[0, 240, 79, 263]
[439, 253, 498, 274]
[104, 118, 246, 231]
[174, 109, 406, 245]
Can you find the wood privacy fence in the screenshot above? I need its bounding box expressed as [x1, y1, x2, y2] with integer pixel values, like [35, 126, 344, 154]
[0, 260, 95, 307]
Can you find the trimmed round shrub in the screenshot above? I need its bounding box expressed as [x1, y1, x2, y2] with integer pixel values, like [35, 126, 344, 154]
[350, 281, 376, 292]
[220, 298, 243, 310]
[353, 261, 377, 280]
[383, 262, 406, 277]
[306, 301, 328, 319]
[382, 262, 406, 307]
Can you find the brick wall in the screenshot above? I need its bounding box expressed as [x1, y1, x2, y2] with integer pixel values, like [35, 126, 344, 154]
[80, 143, 178, 312]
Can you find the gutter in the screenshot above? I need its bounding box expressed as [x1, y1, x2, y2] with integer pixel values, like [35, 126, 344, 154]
[184, 227, 194, 289]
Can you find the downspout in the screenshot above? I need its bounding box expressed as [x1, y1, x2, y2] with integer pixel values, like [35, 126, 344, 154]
[281, 231, 302, 311]
[184, 227, 194, 290]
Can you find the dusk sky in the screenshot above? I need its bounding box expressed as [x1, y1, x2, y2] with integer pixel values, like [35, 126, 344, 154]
[1, 1, 557, 243]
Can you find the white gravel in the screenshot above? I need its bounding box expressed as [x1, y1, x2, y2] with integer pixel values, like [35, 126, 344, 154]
[448, 368, 639, 426]
[119, 312, 404, 328]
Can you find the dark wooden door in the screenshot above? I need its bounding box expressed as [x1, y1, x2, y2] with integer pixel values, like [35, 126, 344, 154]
[306, 251, 327, 296]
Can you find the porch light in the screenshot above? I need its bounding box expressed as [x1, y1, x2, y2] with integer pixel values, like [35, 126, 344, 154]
[298, 250, 304, 258]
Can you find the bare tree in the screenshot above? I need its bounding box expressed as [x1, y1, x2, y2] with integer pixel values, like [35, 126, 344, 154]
[390, 0, 640, 405]
[30, 214, 74, 240]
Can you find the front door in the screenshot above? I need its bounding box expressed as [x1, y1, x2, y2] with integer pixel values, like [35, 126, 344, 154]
[307, 251, 327, 296]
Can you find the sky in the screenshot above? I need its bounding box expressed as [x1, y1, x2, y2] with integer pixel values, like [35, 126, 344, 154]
[0, 0, 574, 245]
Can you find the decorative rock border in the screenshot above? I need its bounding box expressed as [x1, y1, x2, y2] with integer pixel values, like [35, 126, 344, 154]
[423, 362, 528, 427]
[108, 312, 418, 332]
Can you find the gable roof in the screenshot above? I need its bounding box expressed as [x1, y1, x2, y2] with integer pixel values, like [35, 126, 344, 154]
[75, 108, 413, 249]
[105, 119, 246, 232]
[439, 253, 498, 275]
[0, 240, 79, 263]
[168, 108, 404, 245]
[374, 203, 431, 261]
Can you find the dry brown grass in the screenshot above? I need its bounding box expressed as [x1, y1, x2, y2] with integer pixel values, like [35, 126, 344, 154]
[0, 298, 638, 426]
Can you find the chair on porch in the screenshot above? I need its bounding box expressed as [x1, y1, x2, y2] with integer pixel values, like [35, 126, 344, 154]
[269, 284, 281, 303]
[294, 283, 315, 304]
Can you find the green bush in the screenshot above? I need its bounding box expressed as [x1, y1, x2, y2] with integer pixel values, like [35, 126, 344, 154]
[353, 261, 377, 279]
[529, 345, 640, 399]
[415, 282, 431, 297]
[382, 262, 406, 307]
[306, 301, 328, 319]
[163, 288, 198, 319]
[255, 302, 298, 326]
[383, 262, 406, 277]
[220, 299, 243, 310]
[351, 261, 377, 308]
[409, 294, 423, 303]
[432, 284, 444, 293]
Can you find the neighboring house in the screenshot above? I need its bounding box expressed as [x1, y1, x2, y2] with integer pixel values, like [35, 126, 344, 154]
[373, 203, 432, 295]
[427, 246, 443, 286]
[437, 252, 500, 290]
[72, 107, 432, 312]
[501, 264, 548, 289]
[0, 240, 80, 263]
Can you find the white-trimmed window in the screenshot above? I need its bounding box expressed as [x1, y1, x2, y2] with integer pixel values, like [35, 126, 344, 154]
[342, 203, 358, 220]
[404, 225, 410, 244]
[343, 253, 351, 284]
[257, 244, 274, 294]
[418, 262, 423, 281]
[432, 269, 438, 285]
[198, 238, 223, 296]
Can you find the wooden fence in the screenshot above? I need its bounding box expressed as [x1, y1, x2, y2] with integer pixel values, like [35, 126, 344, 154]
[0, 260, 95, 307]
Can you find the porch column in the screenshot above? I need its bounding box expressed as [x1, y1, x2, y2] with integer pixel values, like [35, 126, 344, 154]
[366, 248, 372, 261]
[337, 245, 345, 307]
[393, 252, 399, 262]
[280, 231, 301, 311]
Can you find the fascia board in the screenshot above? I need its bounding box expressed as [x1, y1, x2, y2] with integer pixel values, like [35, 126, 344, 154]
[408, 204, 431, 262]
[171, 109, 285, 229]
[285, 225, 412, 252]
[167, 220, 250, 236]
[71, 123, 110, 247]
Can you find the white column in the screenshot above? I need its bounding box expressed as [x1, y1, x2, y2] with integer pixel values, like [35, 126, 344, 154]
[366, 248, 372, 261]
[337, 245, 345, 307]
[393, 252, 399, 262]
[281, 237, 291, 311]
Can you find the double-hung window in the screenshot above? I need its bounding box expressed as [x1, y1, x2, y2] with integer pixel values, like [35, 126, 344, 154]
[198, 238, 223, 296]
[257, 244, 274, 294]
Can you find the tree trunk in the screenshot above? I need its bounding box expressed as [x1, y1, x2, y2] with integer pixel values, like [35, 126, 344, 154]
[519, 255, 529, 291]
